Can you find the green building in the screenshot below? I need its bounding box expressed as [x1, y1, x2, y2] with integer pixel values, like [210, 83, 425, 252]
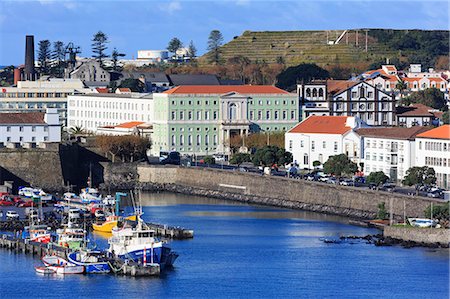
[152, 85, 299, 156]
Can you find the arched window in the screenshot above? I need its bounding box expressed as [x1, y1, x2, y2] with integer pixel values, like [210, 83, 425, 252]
[359, 85, 365, 98]
[306, 88, 311, 97]
[312, 88, 318, 97]
[229, 103, 237, 120]
[318, 89, 324, 97]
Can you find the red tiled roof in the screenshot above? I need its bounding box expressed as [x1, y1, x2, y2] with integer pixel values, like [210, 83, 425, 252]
[416, 125, 450, 140]
[115, 121, 145, 129]
[96, 88, 109, 93]
[0, 112, 45, 124]
[163, 85, 289, 94]
[326, 80, 357, 95]
[396, 104, 436, 117]
[288, 116, 352, 135]
[356, 126, 433, 140]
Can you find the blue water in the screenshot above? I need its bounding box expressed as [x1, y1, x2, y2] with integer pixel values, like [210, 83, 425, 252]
[0, 192, 448, 298]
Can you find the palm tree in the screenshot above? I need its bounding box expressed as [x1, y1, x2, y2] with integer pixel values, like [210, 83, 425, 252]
[395, 79, 407, 100]
[69, 126, 85, 135]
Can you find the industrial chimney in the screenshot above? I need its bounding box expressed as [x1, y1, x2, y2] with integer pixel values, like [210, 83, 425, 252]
[23, 35, 36, 81]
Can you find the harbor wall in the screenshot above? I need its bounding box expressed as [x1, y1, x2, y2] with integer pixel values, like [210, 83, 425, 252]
[0, 147, 63, 192]
[137, 165, 442, 220]
[383, 226, 450, 246]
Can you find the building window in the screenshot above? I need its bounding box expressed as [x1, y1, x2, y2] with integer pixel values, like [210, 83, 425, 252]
[188, 111, 193, 120]
[205, 111, 209, 120]
[250, 111, 254, 120]
[300, 140, 304, 148]
[171, 135, 176, 146]
[213, 111, 218, 120]
[289, 140, 293, 151]
[291, 111, 295, 120]
[258, 111, 262, 120]
[171, 111, 176, 120]
[180, 111, 184, 120]
[266, 111, 270, 120]
[334, 142, 338, 152]
[180, 135, 184, 146]
[188, 135, 192, 146]
[196, 111, 201, 120]
[274, 111, 279, 120]
[6, 126, 11, 132]
[304, 154, 309, 166]
[213, 134, 218, 145]
[196, 135, 201, 146]
[322, 141, 326, 149]
[282, 111, 287, 120]
[311, 141, 315, 151]
[19, 126, 24, 132]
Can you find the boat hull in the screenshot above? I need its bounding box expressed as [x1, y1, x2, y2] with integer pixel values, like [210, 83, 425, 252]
[67, 252, 111, 274]
[35, 266, 55, 274]
[49, 265, 85, 274]
[93, 215, 137, 233]
[117, 246, 178, 268]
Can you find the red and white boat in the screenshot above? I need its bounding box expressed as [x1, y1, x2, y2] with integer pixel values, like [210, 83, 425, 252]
[35, 266, 55, 274]
[28, 226, 51, 243]
[41, 255, 85, 275]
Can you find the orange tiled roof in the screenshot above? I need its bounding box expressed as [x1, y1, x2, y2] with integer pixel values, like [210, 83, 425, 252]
[326, 80, 358, 95]
[288, 116, 352, 135]
[416, 125, 450, 140]
[428, 77, 446, 83]
[163, 85, 289, 94]
[115, 121, 145, 129]
[0, 112, 45, 124]
[396, 104, 436, 117]
[402, 77, 420, 82]
[356, 126, 433, 140]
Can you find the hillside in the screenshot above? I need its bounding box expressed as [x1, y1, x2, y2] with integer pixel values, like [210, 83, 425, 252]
[199, 29, 449, 70]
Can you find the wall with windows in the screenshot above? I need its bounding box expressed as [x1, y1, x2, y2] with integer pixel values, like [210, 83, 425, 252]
[67, 94, 154, 133]
[361, 137, 414, 181]
[415, 137, 450, 189]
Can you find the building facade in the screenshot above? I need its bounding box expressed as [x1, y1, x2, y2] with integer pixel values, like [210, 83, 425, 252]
[285, 116, 366, 169]
[396, 104, 442, 127]
[67, 93, 154, 133]
[152, 85, 299, 156]
[357, 127, 431, 181]
[415, 125, 450, 189]
[298, 80, 396, 126]
[0, 108, 61, 146]
[0, 79, 91, 126]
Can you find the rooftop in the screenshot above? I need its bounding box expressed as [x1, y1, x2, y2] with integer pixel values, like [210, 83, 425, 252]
[0, 112, 45, 124]
[356, 126, 432, 140]
[168, 74, 220, 86]
[288, 116, 353, 135]
[395, 103, 438, 117]
[163, 85, 290, 95]
[416, 125, 450, 140]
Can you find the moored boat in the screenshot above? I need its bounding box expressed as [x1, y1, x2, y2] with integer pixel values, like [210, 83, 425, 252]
[407, 218, 437, 228]
[93, 214, 137, 233]
[23, 225, 51, 243]
[35, 266, 55, 274]
[67, 250, 111, 274]
[80, 188, 102, 203]
[41, 255, 85, 274]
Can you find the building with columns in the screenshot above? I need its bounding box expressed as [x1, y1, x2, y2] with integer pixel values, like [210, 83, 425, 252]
[151, 85, 299, 156]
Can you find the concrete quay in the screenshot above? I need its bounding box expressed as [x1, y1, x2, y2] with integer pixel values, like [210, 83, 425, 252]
[383, 226, 450, 247]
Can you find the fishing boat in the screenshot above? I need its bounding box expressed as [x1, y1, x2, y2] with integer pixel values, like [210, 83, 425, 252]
[35, 266, 55, 274]
[108, 216, 178, 269]
[42, 255, 84, 274]
[67, 250, 111, 274]
[93, 214, 137, 233]
[22, 225, 51, 243]
[80, 188, 102, 203]
[407, 218, 437, 228]
[54, 224, 87, 249]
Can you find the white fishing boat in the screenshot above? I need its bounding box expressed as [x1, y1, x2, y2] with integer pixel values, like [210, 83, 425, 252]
[80, 188, 102, 203]
[67, 250, 111, 274]
[41, 255, 84, 274]
[35, 266, 55, 274]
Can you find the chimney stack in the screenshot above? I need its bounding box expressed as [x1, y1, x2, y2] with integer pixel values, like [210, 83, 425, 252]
[24, 35, 36, 81]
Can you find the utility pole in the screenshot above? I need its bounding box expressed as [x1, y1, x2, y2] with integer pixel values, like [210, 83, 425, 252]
[365, 30, 368, 52]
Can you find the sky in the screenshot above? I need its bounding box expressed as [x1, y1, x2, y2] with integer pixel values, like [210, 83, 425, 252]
[0, 0, 449, 65]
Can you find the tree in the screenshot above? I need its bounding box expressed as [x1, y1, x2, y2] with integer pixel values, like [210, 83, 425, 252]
[96, 135, 151, 162]
[377, 202, 387, 220]
[402, 88, 446, 110]
[230, 153, 251, 166]
[111, 48, 125, 71]
[424, 202, 449, 221]
[167, 37, 182, 58]
[38, 40, 51, 75]
[91, 31, 109, 65]
[403, 166, 436, 190]
[312, 161, 322, 168]
[367, 171, 389, 186]
[69, 126, 85, 135]
[252, 145, 292, 167]
[51, 41, 65, 77]
[442, 111, 449, 124]
[187, 40, 197, 59]
[203, 155, 215, 165]
[323, 154, 358, 177]
[276, 63, 330, 91]
[118, 78, 145, 92]
[207, 30, 224, 64]
[395, 79, 407, 99]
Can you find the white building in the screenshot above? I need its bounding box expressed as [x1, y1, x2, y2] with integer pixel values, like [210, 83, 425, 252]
[285, 116, 366, 169]
[357, 126, 432, 182]
[0, 108, 61, 146]
[298, 80, 396, 126]
[415, 125, 450, 189]
[396, 103, 443, 127]
[0, 78, 91, 126]
[67, 93, 154, 133]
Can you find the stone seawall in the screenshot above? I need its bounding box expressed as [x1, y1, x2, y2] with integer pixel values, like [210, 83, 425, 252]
[384, 226, 450, 246]
[137, 165, 442, 220]
[0, 148, 63, 192]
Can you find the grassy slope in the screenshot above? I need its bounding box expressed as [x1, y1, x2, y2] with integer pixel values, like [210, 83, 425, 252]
[199, 29, 448, 69]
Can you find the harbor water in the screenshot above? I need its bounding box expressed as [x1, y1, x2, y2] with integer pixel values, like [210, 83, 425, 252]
[0, 192, 449, 298]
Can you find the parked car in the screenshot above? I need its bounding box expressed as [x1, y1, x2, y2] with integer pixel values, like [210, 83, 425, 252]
[94, 210, 105, 218]
[380, 183, 396, 192]
[0, 197, 14, 206]
[159, 151, 181, 165]
[6, 210, 19, 220]
[326, 177, 338, 185]
[339, 179, 354, 186]
[318, 175, 329, 182]
[305, 173, 319, 181]
[427, 190, 443, 198]
[18, 200, 34, 207]
[68, 208, 81, 219]
[212, 154, 227, 163]
[368, 183, 378, 190]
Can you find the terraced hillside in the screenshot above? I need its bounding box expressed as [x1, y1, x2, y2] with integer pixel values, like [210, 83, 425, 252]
[199, 29, 449, 69]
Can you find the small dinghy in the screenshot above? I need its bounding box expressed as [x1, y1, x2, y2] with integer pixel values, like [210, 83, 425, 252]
[35, 266, 55, 274]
